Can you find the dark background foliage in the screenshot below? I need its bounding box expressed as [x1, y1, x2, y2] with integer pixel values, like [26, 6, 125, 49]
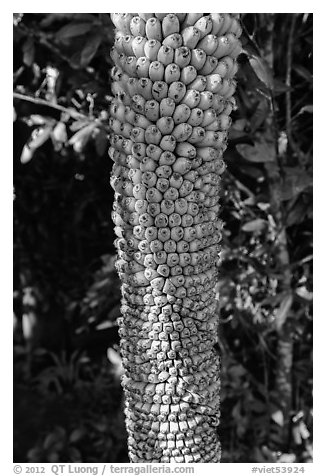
[13, 13, 312, 463]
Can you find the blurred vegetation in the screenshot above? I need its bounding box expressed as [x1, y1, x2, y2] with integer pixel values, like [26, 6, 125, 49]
[13, 13, 312, 463]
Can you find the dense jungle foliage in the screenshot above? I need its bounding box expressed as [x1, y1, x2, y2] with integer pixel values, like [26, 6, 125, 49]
[13, 13, 312, 463]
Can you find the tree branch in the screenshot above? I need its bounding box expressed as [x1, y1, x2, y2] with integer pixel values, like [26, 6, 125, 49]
[13, 92, 86, 120]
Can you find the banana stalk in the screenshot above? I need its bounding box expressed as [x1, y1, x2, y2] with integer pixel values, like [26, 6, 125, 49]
[109, 13, 242, 463]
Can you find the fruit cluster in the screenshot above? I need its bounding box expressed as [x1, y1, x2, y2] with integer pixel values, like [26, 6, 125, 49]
[108, 13, 242, 463]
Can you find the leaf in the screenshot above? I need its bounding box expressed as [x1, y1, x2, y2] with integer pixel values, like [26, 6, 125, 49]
[247, 54, 273, 89]
[27, 448, 43, 463]
[286, 199, 309, 227]
[275, 294, 293, 331]
[56, 22, 93, 41]
[250, 100, 269, 132]
[232, 119, 247, 132]
[241, 219, 267, 233]
[293, 64, 312, 83]
[69, 428, 86, 444]
[43, 428, 66, 451]
[22, 37, 35, 67]
[40, 13, 96, 27]
[281, 168, 312, 201]
[68, 447, 82, 463]
[80, 34, 102, 67]
[236, 139, 276, 163]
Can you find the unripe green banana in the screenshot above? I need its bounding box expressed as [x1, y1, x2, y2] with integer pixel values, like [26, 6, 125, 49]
[109, 12, 242, 463]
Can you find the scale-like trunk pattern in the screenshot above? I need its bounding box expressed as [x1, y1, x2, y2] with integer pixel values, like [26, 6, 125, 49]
[108, 13, 242, 463]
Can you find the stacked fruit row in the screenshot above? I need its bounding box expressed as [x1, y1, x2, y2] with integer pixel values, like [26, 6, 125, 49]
[108, 13, 242, 463]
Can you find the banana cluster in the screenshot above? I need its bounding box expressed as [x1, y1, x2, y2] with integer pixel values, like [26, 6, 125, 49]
[108, 13, 241, 463]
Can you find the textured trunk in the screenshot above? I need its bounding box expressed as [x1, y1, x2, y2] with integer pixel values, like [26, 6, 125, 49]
[108, 13, 242, 462]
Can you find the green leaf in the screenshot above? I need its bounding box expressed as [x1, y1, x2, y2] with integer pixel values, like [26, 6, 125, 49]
[80, 34, 102, 67]
[236, 139, 276, 163]
[241, 219, 267, 233]
[56, 22, 93, 41]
